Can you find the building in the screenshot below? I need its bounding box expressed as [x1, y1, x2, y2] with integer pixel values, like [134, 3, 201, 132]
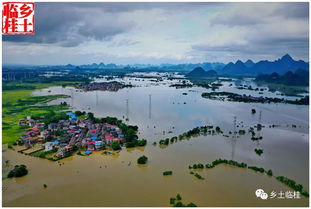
[95, 141, 103, 150]
[57, 146, 73, 157]
[44, 142, 55, 152]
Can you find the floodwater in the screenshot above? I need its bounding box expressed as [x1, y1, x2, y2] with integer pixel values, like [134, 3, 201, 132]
[2, 75, 309, 206]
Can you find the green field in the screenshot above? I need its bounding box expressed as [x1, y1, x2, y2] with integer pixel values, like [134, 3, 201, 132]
[2, 82, 77, 145]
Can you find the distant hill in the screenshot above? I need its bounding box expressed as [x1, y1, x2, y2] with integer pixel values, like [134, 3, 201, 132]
[219, 54, 309, 76]
[186, 67, 218, 78]
[158, 62, 225, 72]
[255, 69, 309, 86]
[244, 59, 255, 68]
[220, 60, 248, 75]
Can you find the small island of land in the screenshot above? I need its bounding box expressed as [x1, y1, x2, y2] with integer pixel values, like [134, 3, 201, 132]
[76, 81, 132, 92]
[201, 91, 309, 105]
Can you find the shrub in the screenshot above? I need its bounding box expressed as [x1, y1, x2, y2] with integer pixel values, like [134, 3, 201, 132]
[266, 169, 273, 176]
[187, 203, 197, 207]
[163, 171, 173, 176]
[7, 165, 28, 178]
[137, 139, 147, 146]
[176, 194, 182, 201]
[254, 148, 263, 156]
[174, 202, 184, 207]
[111, 141, 121, 150]
[194, 173, 204, 180]
[137, 155, 148, 164]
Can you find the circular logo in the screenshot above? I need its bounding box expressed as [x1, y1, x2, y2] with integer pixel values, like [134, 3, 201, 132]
[260, 192, 268, 200]
[255, 189, 264, 197]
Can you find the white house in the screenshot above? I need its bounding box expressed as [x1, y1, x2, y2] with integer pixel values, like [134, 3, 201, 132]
[44, 142, 55, 152]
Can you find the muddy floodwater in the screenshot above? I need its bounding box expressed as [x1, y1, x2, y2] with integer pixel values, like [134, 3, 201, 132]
[3, 75, 309, 206]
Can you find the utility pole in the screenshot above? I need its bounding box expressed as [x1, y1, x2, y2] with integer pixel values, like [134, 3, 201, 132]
[149, 94, 152, 119]
[231, 116, 237, 160]
[126, 99, 129, 123]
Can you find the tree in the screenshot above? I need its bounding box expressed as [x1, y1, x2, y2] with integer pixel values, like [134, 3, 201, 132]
[176, 193, 182, 201]
[215, 126, 221, 132]
[251, 109, 256, 114]
[163, 171, 173, 175]
[137, 155, 148, 164]
[74, 111, 84, 116]
[187, 203, 197, 207]
[7, 165, 28, 178]
[111, 141, 121, 151]
[125, 128, 137, 142]
[174, 202, 184, 207]
[87, 112, 95, 121]
[137, 139, 147, 146]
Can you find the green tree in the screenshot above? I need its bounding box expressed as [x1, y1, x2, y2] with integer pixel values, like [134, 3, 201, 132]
[7, 165, 28, 178]
[137, 155, 148, 164]
[111, 141, 121, 150]
[176, 193, 182, 201]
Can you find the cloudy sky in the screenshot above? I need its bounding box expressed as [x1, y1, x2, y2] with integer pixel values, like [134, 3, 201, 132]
[2, 2, 309, 65]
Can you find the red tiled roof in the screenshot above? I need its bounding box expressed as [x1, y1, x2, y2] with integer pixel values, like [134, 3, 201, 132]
[105, 134, 113, 140]
[87, 141, 95, 145]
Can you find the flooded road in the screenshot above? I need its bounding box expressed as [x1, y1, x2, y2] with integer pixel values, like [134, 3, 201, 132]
[3, 76, 309, 206]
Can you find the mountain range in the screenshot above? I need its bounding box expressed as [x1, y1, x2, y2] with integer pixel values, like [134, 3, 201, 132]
[255, 69, 309, 86]
[186, 67, 218, 78]
[218, 54, 309, 76]
[4, 54, 308, 77]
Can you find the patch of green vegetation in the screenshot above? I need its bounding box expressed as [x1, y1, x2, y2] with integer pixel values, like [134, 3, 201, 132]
[163, 171, 173, 176]
[189, 172, 204, 180]
[254, 148, 263, 156]
[125, 139, 147, 148]
[276, 176, 309, 197]
[7, 165, 28, 178]
[189, 159, 308, 198]
[31, 148, 58, 159]
[158, 125, 219, 148]
[201, 91, 309, 105]
[2, 82, 73, 145]
[137, 155, 148, 164]
[169, 194, 197, 207]
[111, 141, 121, 150]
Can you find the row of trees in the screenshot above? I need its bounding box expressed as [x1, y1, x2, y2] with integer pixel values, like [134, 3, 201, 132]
[169, 194, 197, 207]
[187, 158, 311, 198]
[158, 126, 221, 147]
[276, 176, 309, 197]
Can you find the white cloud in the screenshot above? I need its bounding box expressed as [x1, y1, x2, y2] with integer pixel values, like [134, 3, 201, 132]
[2, 2, 309, 65]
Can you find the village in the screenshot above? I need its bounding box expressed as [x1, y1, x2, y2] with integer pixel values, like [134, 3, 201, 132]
[75, 81, 132, 92]
[17, 112, 126, 159]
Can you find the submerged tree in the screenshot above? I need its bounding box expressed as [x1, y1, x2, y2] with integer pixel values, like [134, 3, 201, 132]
[137, 155, 148, 164]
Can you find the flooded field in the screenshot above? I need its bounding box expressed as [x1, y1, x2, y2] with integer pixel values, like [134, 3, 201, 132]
[3, 75, 309, 206]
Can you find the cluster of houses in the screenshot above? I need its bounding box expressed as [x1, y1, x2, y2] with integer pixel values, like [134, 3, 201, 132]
[18, 113, 125, 157]
[76, 81, 128, 92]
